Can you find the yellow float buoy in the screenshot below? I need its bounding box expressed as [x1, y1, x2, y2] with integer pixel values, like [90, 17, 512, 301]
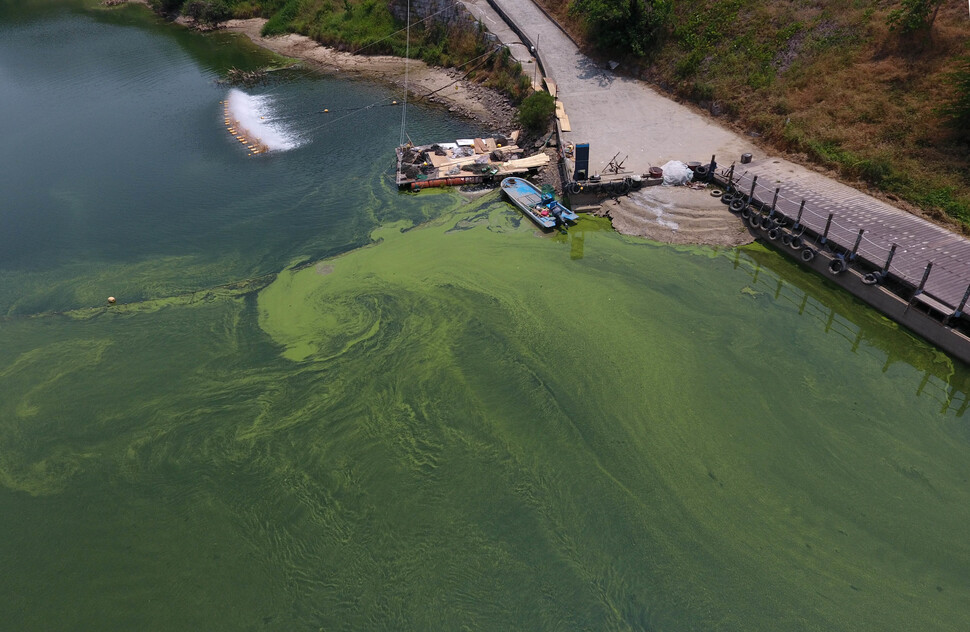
[324, 109, 329, 113]
[107, 296, 116, 304]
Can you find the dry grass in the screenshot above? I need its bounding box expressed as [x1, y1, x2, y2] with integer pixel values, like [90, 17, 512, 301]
[536, 0, 970, 228]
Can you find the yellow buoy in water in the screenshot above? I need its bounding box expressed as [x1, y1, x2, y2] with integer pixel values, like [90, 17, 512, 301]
[107, 296, 116, 304]
[324, 109, 329, 113]
[391, 101, 397, 105]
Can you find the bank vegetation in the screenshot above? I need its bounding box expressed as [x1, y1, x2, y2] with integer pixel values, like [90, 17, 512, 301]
[537, 0, 970, 230]
[147, 0, 534, 104]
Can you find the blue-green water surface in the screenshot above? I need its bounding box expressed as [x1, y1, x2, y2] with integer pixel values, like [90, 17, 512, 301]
[1, 3, 969, 630]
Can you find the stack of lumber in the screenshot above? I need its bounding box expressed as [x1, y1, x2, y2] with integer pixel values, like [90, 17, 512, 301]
[501, 154, 550, 170]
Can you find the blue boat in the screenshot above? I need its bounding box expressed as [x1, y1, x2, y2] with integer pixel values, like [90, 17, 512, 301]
[501, 177, 579, 229]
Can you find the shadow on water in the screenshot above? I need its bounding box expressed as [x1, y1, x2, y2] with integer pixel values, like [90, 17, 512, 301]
[729, 244, 970, 422]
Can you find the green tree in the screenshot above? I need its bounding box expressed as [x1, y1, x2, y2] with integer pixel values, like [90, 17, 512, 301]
[516, 91, 556, 133]
[183, 1, 231, 25]
[569, 0, 670, 56]
[886, 0, 945, 35]
[148, 0, 185, 15]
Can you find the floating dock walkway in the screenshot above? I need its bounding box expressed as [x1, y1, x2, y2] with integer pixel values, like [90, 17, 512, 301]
[710, 159, 970, 365]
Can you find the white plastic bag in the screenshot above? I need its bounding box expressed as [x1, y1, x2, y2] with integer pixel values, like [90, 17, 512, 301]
[661, 160, 693, 186]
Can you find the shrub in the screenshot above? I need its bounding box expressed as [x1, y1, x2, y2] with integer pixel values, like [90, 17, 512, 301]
[517, 91, 556, 133]
[261, 0, 300, 36]
[148, 0, 185, 15]
[941, 56, 970, 141]
[886, 0, 945, 35]
[184, 0, 231, 25]
[569, 0, 670, 56]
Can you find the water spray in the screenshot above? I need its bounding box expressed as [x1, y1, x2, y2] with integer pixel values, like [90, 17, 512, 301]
[222, 89, 300, 155]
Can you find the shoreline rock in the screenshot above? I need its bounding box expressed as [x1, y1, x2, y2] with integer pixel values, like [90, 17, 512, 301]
[221, 19, 516, 134]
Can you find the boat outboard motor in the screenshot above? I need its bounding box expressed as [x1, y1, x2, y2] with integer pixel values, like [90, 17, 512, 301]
[549, 204, 567, 226]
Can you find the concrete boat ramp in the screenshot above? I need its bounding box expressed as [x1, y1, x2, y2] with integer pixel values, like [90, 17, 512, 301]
[462, 0, 970, 364]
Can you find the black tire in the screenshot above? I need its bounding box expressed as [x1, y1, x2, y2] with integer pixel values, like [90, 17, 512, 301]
[768, 228, 780, 240]
[790, 236, 803, 250]
[568, 182, 581, 195]
[617, 180, 631, 195]
[740, 207, 750, 219]
[710, 189, 723, 198]
[721, 193, 735, 205]
[862, 273, 880, 286]
[801, 248, 815, 262]
[730, 199, 746, 214]
[828, 258, 847, 275]
[695, 165, 709, 180]
[747, 214, 761, 227]
[781, 233, 792, 246]
[630, 178, 642, 191]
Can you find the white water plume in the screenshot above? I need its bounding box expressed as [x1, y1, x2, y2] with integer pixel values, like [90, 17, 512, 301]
[223, 88, 301, 154]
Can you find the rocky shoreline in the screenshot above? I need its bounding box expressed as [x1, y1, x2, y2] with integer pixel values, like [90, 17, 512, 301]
[121, 6, 748, 245]
[221, 19, 517, 134]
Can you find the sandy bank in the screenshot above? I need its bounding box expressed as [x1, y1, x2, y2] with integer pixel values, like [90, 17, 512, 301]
[222, 19, 516, 133]
[604, 186, 754, 247]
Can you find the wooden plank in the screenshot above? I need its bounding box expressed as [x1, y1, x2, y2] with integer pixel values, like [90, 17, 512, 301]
[544, 78, 557, 99]
[474, 138, 487, 154]
[556, 101, 571, 132]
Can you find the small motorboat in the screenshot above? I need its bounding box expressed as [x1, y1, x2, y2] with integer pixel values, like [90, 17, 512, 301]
[501, 177, 578, 229]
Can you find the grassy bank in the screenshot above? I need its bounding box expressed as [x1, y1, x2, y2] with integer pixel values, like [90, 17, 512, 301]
[148, 0, 533, 103]
[537, 0, 970, 230]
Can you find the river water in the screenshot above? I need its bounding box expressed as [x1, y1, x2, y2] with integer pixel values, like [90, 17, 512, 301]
[2, 2, 969, 630]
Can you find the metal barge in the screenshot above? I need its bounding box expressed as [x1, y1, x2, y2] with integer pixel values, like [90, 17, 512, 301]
[395, 135, 549, 191]
[698, 156, 970, 366]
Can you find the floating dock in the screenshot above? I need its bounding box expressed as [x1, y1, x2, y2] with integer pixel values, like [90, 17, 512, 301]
[395, 135, 549, 190]
[708, 159, 970, 365]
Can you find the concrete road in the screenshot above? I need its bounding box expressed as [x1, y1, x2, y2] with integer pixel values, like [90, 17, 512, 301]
[465, 0, 970, 311]
[479, 0, 755, 176]
[461, 0, 541, 89]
